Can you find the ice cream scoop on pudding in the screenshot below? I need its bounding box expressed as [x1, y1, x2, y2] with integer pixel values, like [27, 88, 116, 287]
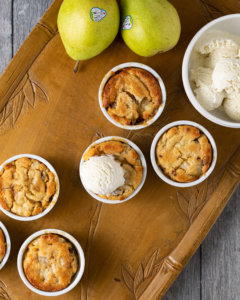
[80, 140, 143, 201]
[80, 155, 125, 195]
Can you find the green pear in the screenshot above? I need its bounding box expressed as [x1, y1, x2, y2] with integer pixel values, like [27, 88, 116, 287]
[120, 0, 181, 57]
[57, 0, 120, 61]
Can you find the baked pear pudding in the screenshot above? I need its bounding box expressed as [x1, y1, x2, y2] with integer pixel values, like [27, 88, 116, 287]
[23, 233, 78, 292]
[102, 67, 162, 126]
[155, 125, 213, 182]
[81, 140, 143, 200]
[0, 157, 57, 217]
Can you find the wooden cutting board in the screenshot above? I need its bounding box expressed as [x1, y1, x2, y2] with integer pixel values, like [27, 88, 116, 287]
[0, 0, 240, 299]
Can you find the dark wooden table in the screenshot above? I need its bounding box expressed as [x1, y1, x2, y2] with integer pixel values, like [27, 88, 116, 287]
[0, 1, 239, 299]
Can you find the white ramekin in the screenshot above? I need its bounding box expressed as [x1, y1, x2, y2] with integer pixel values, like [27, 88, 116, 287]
[0, 154, 60, 221]
[99, 62, 166, 130]
[182, 14, 240, 128]
[17, 229, 85, 296]
[79, 136, 147, 204]
[150, 121, 217, 187]
[0, 222, 11, 270]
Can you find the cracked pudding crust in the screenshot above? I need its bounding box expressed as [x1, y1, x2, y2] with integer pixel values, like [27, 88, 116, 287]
[156, 125, 213, 183]
[83, 140, 143, 200]
[23, 234, 78, 292]
[0, 157, 57, 217]
[102, 67, 162, 126]
[0, 229, 6, 263]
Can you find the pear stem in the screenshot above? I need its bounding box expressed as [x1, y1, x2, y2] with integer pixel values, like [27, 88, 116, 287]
[74, 60, 80, 73]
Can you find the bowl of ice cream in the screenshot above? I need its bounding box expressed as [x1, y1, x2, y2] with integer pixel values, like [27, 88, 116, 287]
[79, 136, 147, 204]
[182, 14, 240, 128]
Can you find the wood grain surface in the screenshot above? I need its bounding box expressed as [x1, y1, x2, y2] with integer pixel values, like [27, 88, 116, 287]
[0, 1, 240, 300]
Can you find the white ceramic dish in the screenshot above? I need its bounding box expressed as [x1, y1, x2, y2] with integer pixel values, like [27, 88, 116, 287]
[150, 120, 217, 187]
[182, 14, 240, 128]
[98, 62, 166, 130]
[0, 222, 11, 270]
[0, 154, 60, 221]
[80, 136, 147, 204]
[17, 229, 85, 296]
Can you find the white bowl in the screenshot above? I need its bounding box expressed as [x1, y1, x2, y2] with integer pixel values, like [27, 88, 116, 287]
[80, 136, 147, 204]
[17, 229, 85, 296]
[99, 62, 166, 130]
[182, 14, 240, 128]
[0, 154, 60, 221]
[150, 121, 217, 187]
[0, 222, 11, 270]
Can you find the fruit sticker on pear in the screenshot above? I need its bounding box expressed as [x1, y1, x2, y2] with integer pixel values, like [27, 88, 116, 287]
[122, 15, 133, 30]
[90, 7, 107, 22]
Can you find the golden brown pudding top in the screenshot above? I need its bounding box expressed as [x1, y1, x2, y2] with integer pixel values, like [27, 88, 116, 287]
[0, 229, 6, 263]
[23, 233, 78, 292]
[83, 141, 143, 200]
[0, 157, 57, 217]
[102, 67, 162, 126]
[156, 125, 213, 182]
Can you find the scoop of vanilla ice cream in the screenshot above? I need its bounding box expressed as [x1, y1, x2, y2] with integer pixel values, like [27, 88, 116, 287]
[212, 59, 240, 94]
[191, 67, 224, 111]
[223, 93, 240, 121]
[197, 31, 240, 69]
[191, 67, 212, 86]
[194, 86, 224, 111]
[80, 155, 125, 195]
[197, 30, 240, 55]
[204, 46, 239, 69]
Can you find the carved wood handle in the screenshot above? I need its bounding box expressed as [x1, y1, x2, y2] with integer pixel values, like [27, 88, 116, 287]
[0, 0, 62, 113]
[140, 145, 240, 300]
